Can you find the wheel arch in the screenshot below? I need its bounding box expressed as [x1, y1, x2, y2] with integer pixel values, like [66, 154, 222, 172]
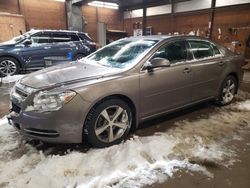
[0, 54, 23, 68]
[84, 94, 138, 132]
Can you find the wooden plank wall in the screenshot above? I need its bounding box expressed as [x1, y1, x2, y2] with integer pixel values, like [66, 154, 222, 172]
[0, 13, 26, 42]
[0, 0, 19, 14]
[82, 5, 123, 42]
[0, 0, 67, 31]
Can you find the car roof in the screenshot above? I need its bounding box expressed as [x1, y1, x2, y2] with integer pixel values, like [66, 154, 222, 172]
[28, 29, 88, 35]
[125, 35, 211, 42]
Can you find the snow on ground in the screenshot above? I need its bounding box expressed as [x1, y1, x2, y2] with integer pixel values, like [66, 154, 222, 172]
[236, 100, 250, 111]
[0, 100, 250, 188]
[0, 74, 25, 84]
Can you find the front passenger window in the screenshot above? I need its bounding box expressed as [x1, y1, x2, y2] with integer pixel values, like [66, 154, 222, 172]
[31, 33, 51, 44]
[153, 41, 188, 64]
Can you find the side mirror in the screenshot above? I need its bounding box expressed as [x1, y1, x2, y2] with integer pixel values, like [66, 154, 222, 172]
[23, 39, 32, 46]
[146, 58, 170, 71]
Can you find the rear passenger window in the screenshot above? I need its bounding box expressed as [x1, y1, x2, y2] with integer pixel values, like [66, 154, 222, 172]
[52, 33, 71, 43]
[212, 45, 222, 55]
[78, 34, 93, 42]
[188, 40, 214, 59]
[68, 34, 80, 41]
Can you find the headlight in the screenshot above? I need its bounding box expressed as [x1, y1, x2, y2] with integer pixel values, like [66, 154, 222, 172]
[31, 90, 76, 112]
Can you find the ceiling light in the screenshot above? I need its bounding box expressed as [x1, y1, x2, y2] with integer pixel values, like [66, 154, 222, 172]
[88, 1, 119, 9]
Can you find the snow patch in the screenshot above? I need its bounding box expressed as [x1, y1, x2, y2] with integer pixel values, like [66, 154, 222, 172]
[1, 75, 25, 83]
[0, 100, 250, 187]
[236, 100, 250, 111]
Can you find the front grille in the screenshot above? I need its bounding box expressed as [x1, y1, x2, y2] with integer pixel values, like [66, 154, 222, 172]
[12, 102, 21, 113]
[15, 88, 28, 98]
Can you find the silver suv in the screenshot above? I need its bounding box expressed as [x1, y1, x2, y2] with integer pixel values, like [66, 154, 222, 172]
[8, 35, 244, 147]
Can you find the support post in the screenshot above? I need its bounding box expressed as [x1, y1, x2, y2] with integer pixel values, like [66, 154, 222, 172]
[142, 7, 147, 35]
[65, 0, 84, 31]
[170, 0, 175, 34]
[208, 0, 216, 39]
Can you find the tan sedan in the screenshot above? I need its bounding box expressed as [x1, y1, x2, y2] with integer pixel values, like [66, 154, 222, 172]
[8, 35, 244, 147]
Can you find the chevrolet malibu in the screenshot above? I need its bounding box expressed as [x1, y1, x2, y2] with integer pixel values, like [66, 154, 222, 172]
[8, 35, 244, 148]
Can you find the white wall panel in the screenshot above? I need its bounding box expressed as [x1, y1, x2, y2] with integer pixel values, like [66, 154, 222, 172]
[147, 4, 172, 16]
[174, 0, 211, 13]
[123, 0, 250, 19]
[124, 9, 143, 19]
[216, 0, 250, 7]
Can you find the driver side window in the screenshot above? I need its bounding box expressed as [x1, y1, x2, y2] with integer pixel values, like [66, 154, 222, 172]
[153, 40, 189, 64]
[31, 33, 51, 44]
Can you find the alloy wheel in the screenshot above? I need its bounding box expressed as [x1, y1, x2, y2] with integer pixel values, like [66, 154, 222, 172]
[0, 60, 17, 76]
[95, 105, 130, 143]
[222, 79, 236, 104]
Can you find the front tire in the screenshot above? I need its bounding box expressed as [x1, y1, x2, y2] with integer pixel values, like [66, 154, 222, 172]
[84, 98, 132, 148]
[0, 57, 20, 76]
[216, 75, 237, 106]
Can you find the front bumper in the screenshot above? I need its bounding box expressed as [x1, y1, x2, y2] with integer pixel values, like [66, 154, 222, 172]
[8, 94, 91, 144]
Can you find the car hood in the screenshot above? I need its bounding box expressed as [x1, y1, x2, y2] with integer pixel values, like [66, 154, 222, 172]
[20, 61, 122, 89]
[0, 43, 15, 49]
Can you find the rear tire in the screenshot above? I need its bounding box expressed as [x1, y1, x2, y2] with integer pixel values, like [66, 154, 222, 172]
[0, 57, 20, 76]
[84, 98, 132, 148]
[216, 75, 237, 106]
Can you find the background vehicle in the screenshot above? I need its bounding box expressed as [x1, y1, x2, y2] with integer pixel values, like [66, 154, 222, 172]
[0, 29, 96, 76]
[8, 35, 244, 148]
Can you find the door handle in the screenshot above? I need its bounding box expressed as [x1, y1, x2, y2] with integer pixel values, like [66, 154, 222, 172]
[219, 61, 225, 66]
[183, 67, 191, 73]
[44, 46, 51, 49]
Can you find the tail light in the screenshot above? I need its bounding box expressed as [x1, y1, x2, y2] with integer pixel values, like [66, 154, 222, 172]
[89, 42, 97, 50]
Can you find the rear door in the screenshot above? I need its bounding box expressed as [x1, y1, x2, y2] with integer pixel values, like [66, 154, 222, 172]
[140, 40, 193, 118]
[187, 39, 225, 101]
[50, 32, 74, 59]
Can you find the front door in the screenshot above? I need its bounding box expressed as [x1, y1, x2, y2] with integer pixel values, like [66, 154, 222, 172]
[140, 40, 193, 119]
[20, 32, 53, 68]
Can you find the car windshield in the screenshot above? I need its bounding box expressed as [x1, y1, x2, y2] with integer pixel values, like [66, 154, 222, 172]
[2, 31, 34, 44]
[86, 39, 158, 69]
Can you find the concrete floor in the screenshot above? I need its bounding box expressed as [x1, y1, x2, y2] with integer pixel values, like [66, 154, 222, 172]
[0, 71, 250, 187]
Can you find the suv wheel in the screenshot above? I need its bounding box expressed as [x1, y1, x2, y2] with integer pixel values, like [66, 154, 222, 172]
[0, 57, 20, 76]
[216, 75, 237, 105]
[84, 98, 132, 148]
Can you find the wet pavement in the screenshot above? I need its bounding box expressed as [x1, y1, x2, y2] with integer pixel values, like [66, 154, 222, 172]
[0, 71, 250, 187]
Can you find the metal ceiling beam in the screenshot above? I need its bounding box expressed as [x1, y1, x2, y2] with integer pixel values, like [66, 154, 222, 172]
[74, 0, 191, 10]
